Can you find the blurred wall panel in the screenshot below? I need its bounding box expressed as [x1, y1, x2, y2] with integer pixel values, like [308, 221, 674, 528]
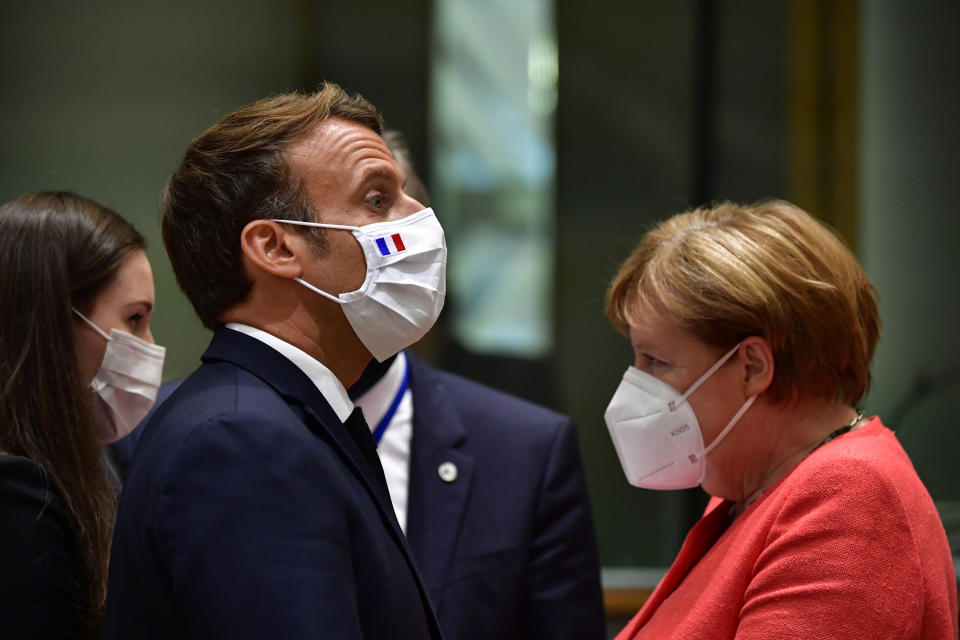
[309, 0, 431, 183]
[0, 0, 308, 380]
[556, 0, 699, 567]
[555, 0, 791, 568]
[0, 0, 432, 382]
[860, 0, 960, 545]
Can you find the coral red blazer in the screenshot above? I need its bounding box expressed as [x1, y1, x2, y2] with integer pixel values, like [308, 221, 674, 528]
[617, 418, 957, 640]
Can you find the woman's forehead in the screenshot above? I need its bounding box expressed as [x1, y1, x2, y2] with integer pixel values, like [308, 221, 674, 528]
[95, 250, 155, 308]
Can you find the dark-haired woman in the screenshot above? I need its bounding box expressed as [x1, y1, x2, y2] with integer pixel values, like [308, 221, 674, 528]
[0, 192, 165, 638]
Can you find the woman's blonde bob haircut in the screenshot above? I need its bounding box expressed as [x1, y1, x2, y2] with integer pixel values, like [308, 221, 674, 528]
[606, 200, 880, 406]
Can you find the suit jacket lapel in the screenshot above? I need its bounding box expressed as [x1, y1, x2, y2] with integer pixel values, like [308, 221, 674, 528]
[405, 355, 475, 609]
[620, 498, 733, 636]
[202, 329, 443, 638]
[202, 330, 412, 567]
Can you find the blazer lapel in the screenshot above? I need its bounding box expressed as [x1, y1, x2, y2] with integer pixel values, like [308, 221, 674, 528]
[618, 498, 733, 637]
[405, 355, 475, 609]
[202, 330, 415, 569]
[202, 329, 443, 638]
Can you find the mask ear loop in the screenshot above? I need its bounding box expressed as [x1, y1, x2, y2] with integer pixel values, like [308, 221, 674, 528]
[699, 395, 757, 459]
[676, 341, 757, 461]
[72, 308, 111, 341]
[274, 219, 365, 304]
[669, 342, 743, 412]
[293, 278, 347, 304]
[273, 219, 360, 232]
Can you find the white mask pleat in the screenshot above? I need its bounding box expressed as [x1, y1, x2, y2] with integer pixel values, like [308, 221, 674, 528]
[73, 309, 166, 443]
[603, 342, 755, 490]
[276, 207, 447, 361]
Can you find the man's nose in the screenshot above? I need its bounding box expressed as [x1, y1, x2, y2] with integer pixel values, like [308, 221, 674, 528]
[395, 190, 428, 218]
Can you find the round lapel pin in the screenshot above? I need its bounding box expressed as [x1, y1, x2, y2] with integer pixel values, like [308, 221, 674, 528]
[438, 461, 458, 483]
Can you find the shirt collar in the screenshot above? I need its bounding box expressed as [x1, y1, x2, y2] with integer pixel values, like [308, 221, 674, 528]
[352, 351, 408, 434]
[224, 323, 353, 422]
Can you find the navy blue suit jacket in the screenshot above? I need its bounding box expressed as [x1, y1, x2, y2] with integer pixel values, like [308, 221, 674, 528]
[106, 329, 442, 640]
[404, 355, 606, 640]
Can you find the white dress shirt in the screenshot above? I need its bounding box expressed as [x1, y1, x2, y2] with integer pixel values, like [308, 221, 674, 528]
[352, 351, 413, 533]
[224, 323, 354, 422]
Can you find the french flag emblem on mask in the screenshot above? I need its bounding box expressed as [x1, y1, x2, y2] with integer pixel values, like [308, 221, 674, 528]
[375, 233, 407, 256]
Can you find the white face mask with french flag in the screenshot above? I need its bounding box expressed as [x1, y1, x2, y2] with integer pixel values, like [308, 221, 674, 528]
[274, 207, 447, 362]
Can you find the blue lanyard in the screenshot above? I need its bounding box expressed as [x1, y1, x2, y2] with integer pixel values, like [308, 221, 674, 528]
[371, 356, 410, 444]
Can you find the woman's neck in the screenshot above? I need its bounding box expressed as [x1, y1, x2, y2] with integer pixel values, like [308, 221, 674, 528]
[730, 399, 863, 512]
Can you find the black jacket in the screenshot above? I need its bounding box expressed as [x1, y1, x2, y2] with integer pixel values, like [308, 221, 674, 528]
[105, 328, 441, 639]
[0, 454, 86, 639]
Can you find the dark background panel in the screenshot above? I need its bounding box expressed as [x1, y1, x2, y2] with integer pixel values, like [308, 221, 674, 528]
[1, 0, 956, 575]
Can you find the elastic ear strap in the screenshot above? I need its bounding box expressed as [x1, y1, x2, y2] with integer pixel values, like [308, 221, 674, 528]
[701, 394, 757, 457]
[294, 278, 345, 305]
[274, 219, 359, 232]
[72, 308, 110, 341]
[677, 341, 743, 406]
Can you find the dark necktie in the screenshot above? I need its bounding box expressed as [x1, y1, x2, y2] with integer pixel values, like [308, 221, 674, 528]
[348, 353, 397, 400]
[343, 407, 390, 496]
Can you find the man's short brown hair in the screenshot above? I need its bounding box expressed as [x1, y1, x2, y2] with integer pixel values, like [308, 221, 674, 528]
[161, 82, 383, 329]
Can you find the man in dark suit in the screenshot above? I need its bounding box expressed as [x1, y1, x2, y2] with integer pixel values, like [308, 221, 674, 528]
[106, 84, 444, 639]
[347, 134, 606, 640]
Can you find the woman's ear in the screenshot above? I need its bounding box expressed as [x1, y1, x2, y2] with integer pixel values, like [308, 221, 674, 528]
[240, 220, 302, 278]
[740, 336, 774, 397]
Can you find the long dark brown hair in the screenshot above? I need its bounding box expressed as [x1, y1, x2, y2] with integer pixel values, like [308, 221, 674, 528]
[0, 191, 145, 635]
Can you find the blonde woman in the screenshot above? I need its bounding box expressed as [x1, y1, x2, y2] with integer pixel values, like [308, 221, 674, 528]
[603, 201, 956, 639]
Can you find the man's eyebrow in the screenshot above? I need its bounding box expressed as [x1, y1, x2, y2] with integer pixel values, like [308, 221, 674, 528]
[355, 166, 399, 190]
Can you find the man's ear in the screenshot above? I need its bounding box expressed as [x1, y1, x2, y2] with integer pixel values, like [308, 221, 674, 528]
[240, 220, 303, 278]
[740, 336, 774, 397]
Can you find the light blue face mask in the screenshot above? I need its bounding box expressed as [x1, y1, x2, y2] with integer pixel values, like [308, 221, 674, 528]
[274, 207, 447, 362]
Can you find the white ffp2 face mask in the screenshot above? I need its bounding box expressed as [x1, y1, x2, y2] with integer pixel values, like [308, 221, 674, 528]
[275, 207, 446, 362]
[73, 309, 166, 444]
[603, 342, 756, 490]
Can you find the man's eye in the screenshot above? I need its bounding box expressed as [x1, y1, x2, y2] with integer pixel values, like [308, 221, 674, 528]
[128, 313, 144, 329]
[368, 194, 385, 208]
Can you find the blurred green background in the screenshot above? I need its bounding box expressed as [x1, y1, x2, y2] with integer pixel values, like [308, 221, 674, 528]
[1, 0, 957, 581]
